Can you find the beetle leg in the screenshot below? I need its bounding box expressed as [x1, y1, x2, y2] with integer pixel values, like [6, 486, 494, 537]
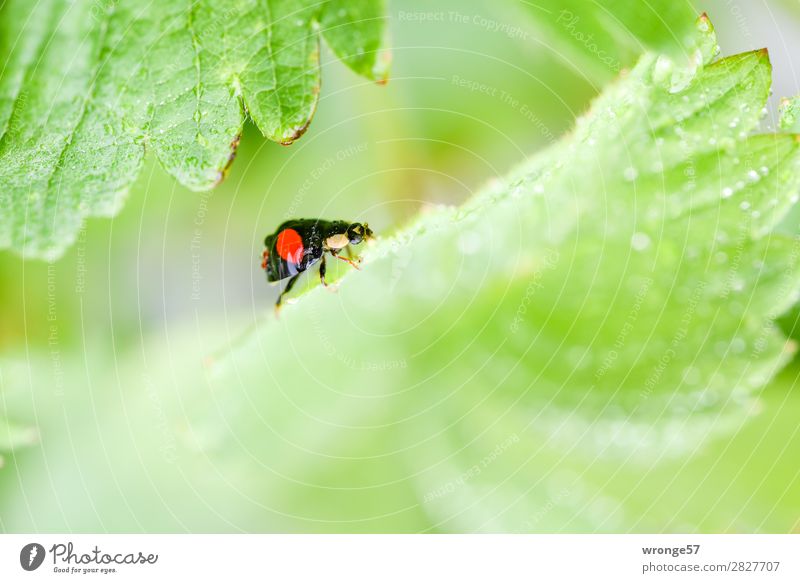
[332, 249, 362, 270]
[319, 255, 328, 286]
[275, 273, 301, 313]
[335, 255, 361, 269]
[319, 255, 340, 292]
[345, 245, 362, 263]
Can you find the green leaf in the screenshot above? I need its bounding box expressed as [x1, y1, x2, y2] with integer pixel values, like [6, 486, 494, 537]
[780, 96, 800, 133]
[775, 96, 800, 338]
[0, 0, 389, 260]
[0, 418, 38, 465]
[3, 16, 800, 533]
[0, 363, 38, 469]
[518, 0, 700, 79]
[168, 16, 800, 529]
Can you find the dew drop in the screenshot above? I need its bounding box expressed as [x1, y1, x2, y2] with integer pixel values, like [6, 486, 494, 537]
[623, 167, 638, 181]
[457, 231, 481, 255]
[682, 366, 700, 385]
[630, 232, 651, 251]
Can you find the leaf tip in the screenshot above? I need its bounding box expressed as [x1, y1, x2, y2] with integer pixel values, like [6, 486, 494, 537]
[371, 49, 392, 84]
[278, 119, 314, 146]
[696, 11, 712, 31]
[214, 135, 242, 186]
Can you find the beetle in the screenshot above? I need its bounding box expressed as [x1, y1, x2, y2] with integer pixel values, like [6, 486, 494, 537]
[261, 219, 374, 309]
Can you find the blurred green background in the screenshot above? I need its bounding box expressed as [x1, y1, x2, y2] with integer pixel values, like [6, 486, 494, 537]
[1, 0, 800, 533]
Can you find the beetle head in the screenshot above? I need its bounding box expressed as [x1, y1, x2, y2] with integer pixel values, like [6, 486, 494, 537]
[347, 222, 373, 245]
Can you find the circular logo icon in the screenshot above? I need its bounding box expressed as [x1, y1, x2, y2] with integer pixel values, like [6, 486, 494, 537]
[20, 543, 45, 571]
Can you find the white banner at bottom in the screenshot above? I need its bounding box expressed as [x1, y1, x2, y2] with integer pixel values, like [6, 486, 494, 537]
[0, 534, 797, 582]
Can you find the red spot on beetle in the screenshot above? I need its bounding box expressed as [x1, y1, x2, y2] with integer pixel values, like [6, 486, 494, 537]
[261, 249, 270, 270]
[276, 228, 304, 264]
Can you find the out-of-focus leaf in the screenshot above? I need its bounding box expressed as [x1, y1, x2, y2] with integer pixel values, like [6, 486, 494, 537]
[517, 0, 700, 79]
[2, 16, 800, 533]
[171, 16, 800, 530]
[780, 96, 800, 132]
[776, 95, 800, 339]
[0, 363, 38, 469]
[0, 0, 389, 260]
[0, 418, 37, 468]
